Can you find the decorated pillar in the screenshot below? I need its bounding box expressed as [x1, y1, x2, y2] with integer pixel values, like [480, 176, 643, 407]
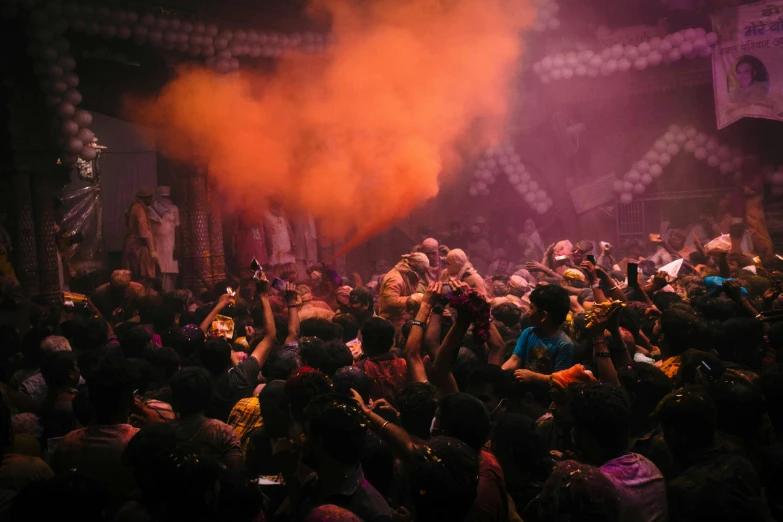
[185, 166, 211, 292]
[31, 170, 61, 302]
[11, 170, 39, 295]
[207, 176, 226, 284]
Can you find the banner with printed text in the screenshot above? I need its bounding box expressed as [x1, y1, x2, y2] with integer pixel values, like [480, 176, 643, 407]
[712, 0, 783, 129]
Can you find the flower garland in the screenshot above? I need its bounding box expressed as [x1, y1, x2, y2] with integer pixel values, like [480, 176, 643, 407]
[448, 290, 491, 345]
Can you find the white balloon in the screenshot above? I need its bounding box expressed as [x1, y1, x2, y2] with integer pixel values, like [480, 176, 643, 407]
[654, 140, 668, 153]
[647, 50, 663, 66]
[634, 57, 648, 70]
[650, 37, 662, 48]
[529, 181, 540, 192]
[617, 58, 631, 72]
[587, 67, 600, 77]
[667, 143, 680, 155]
[650, 164, 663, 177]
[620, 193, 634, 204]
[575, 64, 587, 76]
[550, 69, 562, 80]
[699, 46, 713, 57]
[706, 32, 719, 45]
[670, 32, 685, 46]
[658, 153, 672, 166]
[707, 155, 721, 168]
[638, 42, 651, 55]
[552, 54, 565, 68]
[622, 181, 634, 193]
[645, 150, 659, 163]
[695, 133, 708, 145]
[719, 161, 734, 175]
[565, 52, 578, 67]
[468, 187, 478, 197]
[658, 40, 673, 54]
[540, 56, 553, 70]
[706, 139, 719, 152]
[694, 147, 708, 160]
[683, 28, 697, 41]
[520, 172, 531, 183]
[640, 173, 653, 185]
[589, 54, 603, 68]
[680, 41, 694, 55]
[669, 49, 682, 61]
[684, 140, 697, 153]
[663, 132, 676, 143]
[535, 189, 547, 201]
[524, 192, 536, 204]
[601, 59, 618, 75]
[693, 37, 707, 50]
[626, 169, 641, 183]
[561, 68, 574, 79]
[611, 44, 624, 59]
[624, 45, 639, 60]
[613, 180, 625, 193]
[476, 181, 487, 191]
[637, 160, 650, 173]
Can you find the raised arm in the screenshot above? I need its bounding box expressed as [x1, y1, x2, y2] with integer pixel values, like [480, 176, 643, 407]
[404, 283, 440, 383]
[487, 321, 506, 367]
[248, 277, 277, 366]
[283, 282, 300, 345]
[351, 389, 418, 458]
[199, 293, 233, 333]
[431, 307, 470, 396]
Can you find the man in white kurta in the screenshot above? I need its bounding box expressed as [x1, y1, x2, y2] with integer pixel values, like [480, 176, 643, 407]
[148, 186, 180, 292]
[263, 202, 296, 276]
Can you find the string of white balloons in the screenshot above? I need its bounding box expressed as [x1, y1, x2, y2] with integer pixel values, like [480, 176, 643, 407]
[468, 144, 554, 215]
[532, 28, 719, 82]
[611, 124, 783, 204]
[531, 0, 560, 33]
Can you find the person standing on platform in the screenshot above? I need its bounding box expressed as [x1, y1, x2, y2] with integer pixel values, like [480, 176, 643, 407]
[148, 186, 181, 293]
[122, 188, 157, 281]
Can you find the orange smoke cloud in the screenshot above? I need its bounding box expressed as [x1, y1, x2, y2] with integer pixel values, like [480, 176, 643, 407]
[127, 0, 535, 250]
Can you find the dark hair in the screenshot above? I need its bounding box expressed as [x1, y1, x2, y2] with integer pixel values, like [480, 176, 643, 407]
[491, 413, 550, 483]
[119, 325, 152, 359]
[258, 381, 290, 439]
[360, 317, 395, 356]
[535, 460, 619, 522]
[303, 394, 367, 465]
[759, 364, 783, 436]
[170, 366, 213, 415]
[491, 303, 522, 328]
[409, 437, 479, 522]
[361, 432, 395, 499]
[349, 287, 374, 309]
[285, 368, 332, 422]
[467, 363, 512, 401]
[617, 363, 673, 433]
[173, 325, 205, 358]
[332, 314, 360, 342]
[735, 55, 769, 82]
[438, 392, 491, 451]
[652, 291, 682, 312]
[692, 296, 738, 322]
[655, 386, 716, 452]
[144, 346, 181, 382]
[529, 285, 570, 325]
[40, 351, 78, 388]
[710, 372, 765, 438]
[396, 382, 438, 440]
[199, 338, 232, 375]
[316, 341, 353, 377]
[676, 349, 725, 387]
[569, 383, 631, 452]
[263, 347, 300, 381]
[332, 366, 371, 404]
[717, 318, 764, 368]
[300, 318, 341, 342]
[87, 359, 135, 422]
[660, 308, 704, 355]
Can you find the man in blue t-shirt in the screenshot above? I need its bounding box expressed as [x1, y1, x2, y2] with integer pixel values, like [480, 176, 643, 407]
[502, 285, 574, 371]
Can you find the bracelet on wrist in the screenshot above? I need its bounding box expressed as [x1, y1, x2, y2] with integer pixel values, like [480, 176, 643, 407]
[411, 320, 426, 328]
[595, 351, 612, 358]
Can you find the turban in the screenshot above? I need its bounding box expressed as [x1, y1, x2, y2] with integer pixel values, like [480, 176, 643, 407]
[398, 252, 430, 276]
[335, 285, 353, 307]
[563, 268, 587, 283]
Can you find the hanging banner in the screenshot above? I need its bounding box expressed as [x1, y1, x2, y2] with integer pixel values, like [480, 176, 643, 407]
[712, 1, 783, 129]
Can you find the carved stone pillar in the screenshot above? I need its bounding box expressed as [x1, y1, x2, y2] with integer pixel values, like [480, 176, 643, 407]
[187, 167, 211, 292]
[11, 171, 38, 295]
[31, 171, 61, 302]
[207, 176, 226, 284]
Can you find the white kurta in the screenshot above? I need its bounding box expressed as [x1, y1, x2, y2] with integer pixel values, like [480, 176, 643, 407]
[264, 211, 295, 267]
[151, 207, 180, 274]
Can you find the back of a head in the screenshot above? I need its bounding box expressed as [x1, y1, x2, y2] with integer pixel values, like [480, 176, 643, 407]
[145, 345, 181, 382]
[304, 505, 363, 522]
[395, 382, 438, 441]
[87, 359, 134, 422]
[316, 341, 353, 377]
[569, 383, 632, 454]
[653, 291, 682, 312]
[617, 363, 673, 420]
[467, 363, 512, 408]
[535, 460, 620, 522]
[285, 368, 333, 422]
[119, 325, 152, 359]
[710, 372, 765, 438]
[654, 386, 716, 455]
[300, 318, 341, 341]
[40, 351, 78, 389]
[170, 366, 213, 416]
[173, 324, 205, 358]
[438, 392, 491, 452]
[41, 335, 72, 354]
[491, 303, 522, 328]
[529, 285, 570, 325]
[676, 349, 724, 387]
[349, 287, 373, 309]
[199, 338, 232, 375]
[360, 317, 395, 356]
[332, 313, 359, 342]
[258, 380, 290, 439]
[332, 366, 371, 404]
[717, 317, 764, 366]
[264, 348, 300, 381]
[158, 443, 223, 519]
[660, 308, 704, 355]
[491, 413, 549, 479]
[303, 394, 367, 465]
[409, 437, 479, 522]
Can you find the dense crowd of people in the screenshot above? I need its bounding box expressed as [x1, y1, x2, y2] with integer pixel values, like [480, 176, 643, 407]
[0, 198, 782, 522]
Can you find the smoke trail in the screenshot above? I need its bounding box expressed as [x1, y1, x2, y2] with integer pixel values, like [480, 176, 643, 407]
[127, 0, 535, 250]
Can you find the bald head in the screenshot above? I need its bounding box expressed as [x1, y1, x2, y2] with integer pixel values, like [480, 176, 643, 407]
[422, 238, 440, 267]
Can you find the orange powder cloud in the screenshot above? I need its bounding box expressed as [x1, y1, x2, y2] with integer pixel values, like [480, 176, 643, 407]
[127, 0, 536, 250]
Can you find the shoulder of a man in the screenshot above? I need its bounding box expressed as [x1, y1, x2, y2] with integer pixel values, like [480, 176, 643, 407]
[229, 356, 261, 384]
